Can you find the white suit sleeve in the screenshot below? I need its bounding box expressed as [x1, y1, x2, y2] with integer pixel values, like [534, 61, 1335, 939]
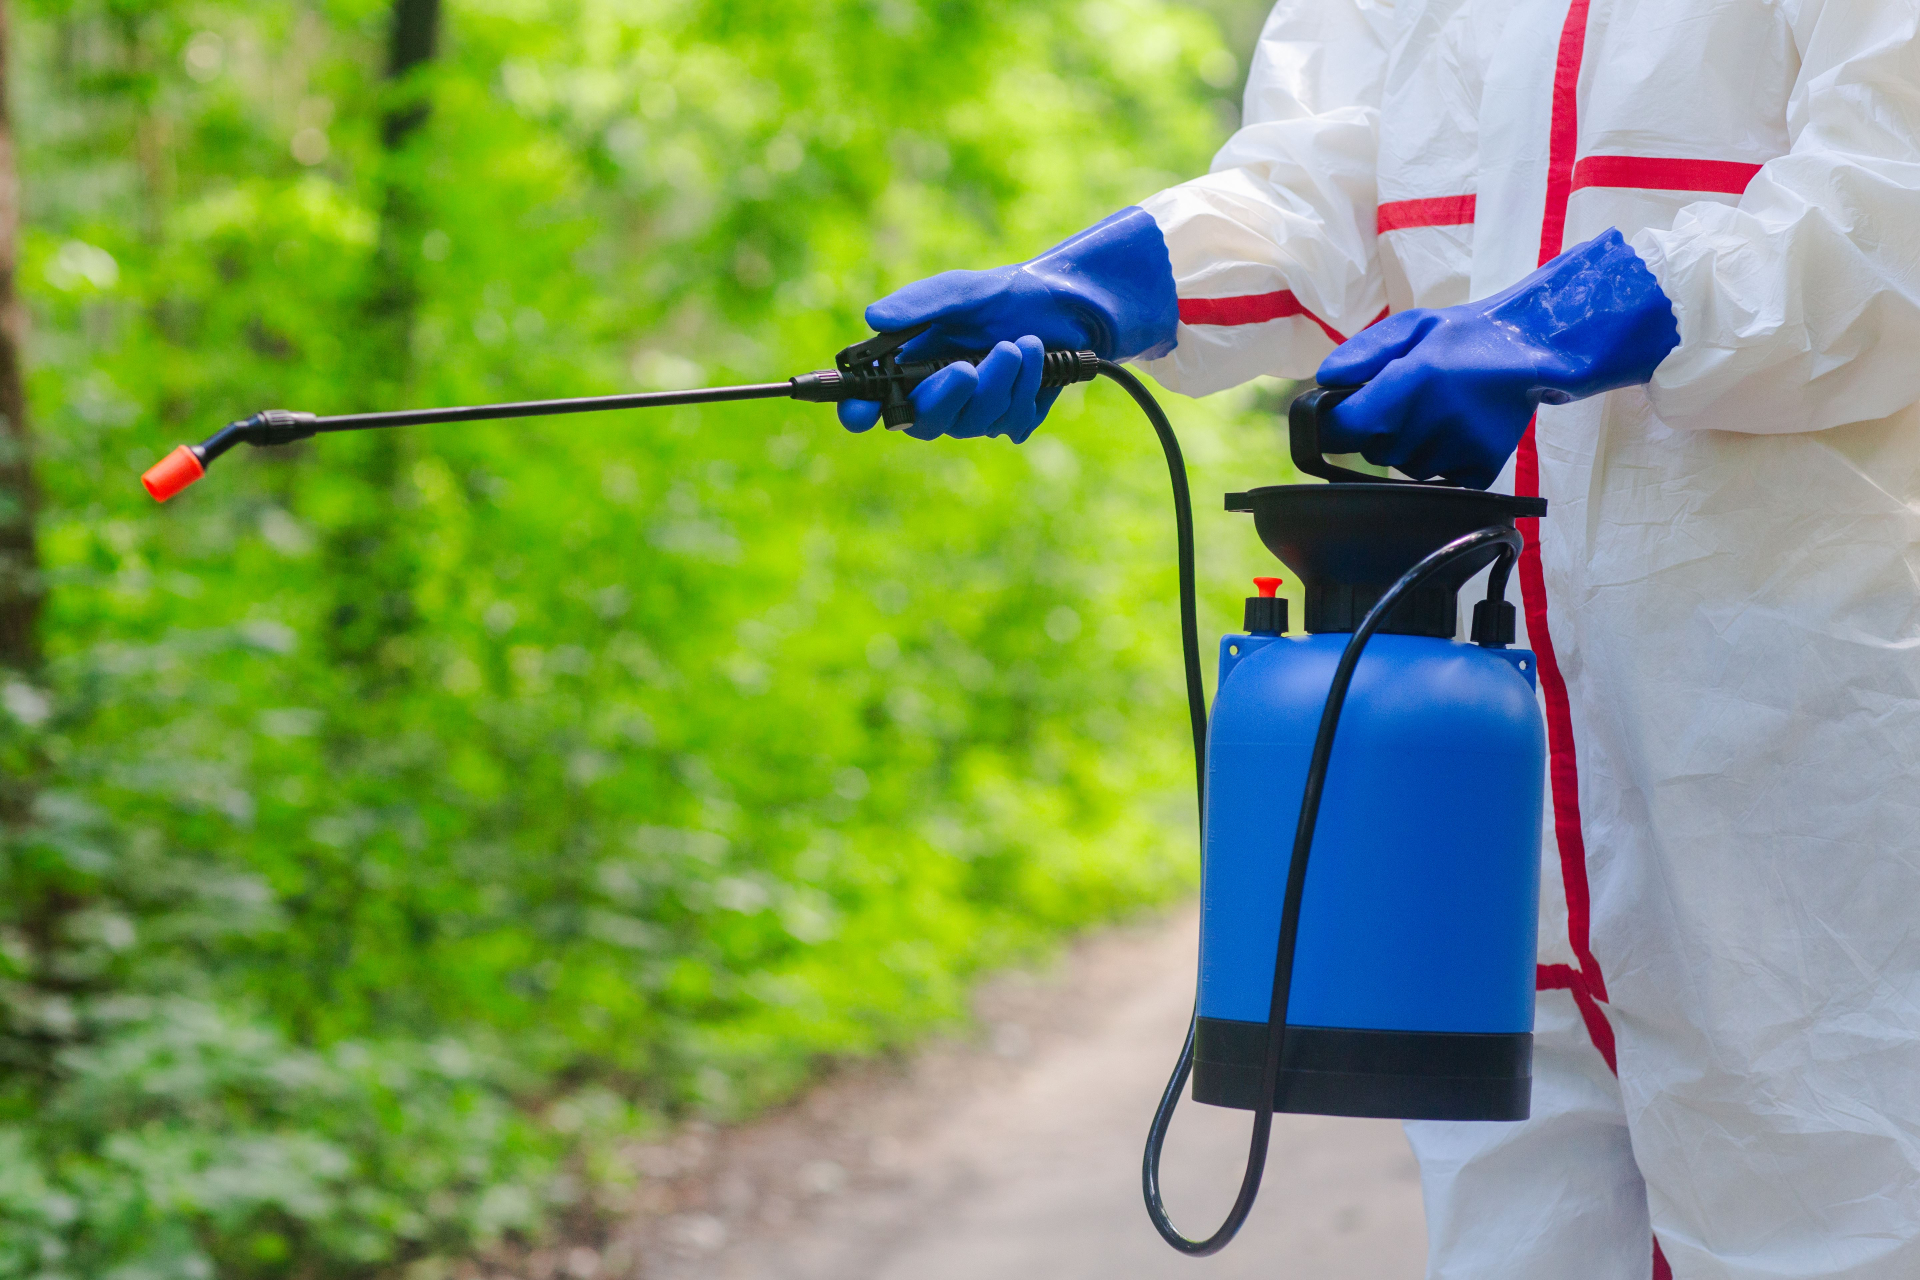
[1133, 0, 1391, 397]
[1632, 3, 1920, 434]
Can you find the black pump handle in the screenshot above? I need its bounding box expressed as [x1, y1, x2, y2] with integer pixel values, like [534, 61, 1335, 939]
[1288, 385, 1440, 487]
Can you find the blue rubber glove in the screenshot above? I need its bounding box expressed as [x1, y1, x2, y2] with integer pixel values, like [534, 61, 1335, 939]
[839, 206, 1179, 442]
[1316, 228, 1680, 489]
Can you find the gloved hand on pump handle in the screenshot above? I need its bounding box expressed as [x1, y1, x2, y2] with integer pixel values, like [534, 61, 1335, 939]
[851, 213, 1680, 488]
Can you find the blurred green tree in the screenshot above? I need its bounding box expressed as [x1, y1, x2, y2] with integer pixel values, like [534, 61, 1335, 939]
[0, 0, 1292, 1273]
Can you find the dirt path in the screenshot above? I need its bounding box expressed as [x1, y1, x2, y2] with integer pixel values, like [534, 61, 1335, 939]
[515, 909, 1429, 1280]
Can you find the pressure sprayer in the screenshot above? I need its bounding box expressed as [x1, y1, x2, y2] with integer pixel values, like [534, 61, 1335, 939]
[1139, 388, 1547, 1254]
[139, 332, 1547, 1258]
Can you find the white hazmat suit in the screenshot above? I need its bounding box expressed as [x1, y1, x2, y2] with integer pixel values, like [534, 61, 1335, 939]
[1135, 2, 1920, 1277]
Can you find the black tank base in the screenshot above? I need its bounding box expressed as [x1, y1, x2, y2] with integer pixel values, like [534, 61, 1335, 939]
[1193, 1018, 1531, 1121]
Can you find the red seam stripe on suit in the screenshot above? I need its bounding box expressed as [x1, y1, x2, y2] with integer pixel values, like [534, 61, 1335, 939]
[1538, 962, 1617, 1072]
[1572, 155, 1763, 196]
[1377, 194, 1477, 234]
[1529, 0, 1616, 1024]
[1531, 10, 1667, 1274]
[1515, 426, 1606, 1006]
[1178, 292, 1347, 345]
[1537, 0, 1592, 267]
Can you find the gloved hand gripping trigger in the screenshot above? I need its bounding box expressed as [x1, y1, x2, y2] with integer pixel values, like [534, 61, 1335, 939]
[787, 323, 1101, 429]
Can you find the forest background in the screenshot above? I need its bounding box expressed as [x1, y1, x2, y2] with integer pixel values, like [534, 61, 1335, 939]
[0, 0, 1296, 1274]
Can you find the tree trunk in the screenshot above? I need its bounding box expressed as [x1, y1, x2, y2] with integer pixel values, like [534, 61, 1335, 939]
[325, 0, 441, 671]
[0, 0, 41, 683]
[0, 0, 60, 1083]
[365, 0, 440, 394]
[383, 0, 440, 146]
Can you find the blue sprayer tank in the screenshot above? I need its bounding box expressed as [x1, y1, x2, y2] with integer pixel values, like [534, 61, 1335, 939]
[1193, 432, 1550, 1122]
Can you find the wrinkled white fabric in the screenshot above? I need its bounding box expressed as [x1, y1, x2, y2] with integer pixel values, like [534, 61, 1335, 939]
[1136, 1, 1391, 394]
[1140, 2, 1920, 1278]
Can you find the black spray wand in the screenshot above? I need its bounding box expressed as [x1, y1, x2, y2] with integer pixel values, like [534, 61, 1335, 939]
[140, 323, 1100, 501]
[137, 330, 1246, 1253]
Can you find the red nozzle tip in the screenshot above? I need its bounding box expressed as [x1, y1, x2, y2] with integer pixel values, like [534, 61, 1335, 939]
[142, 445, 205, 503]
[1253, 576, 1283, 598]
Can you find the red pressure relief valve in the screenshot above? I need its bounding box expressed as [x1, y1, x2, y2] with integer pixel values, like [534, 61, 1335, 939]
[1244, 576, 1287, 635]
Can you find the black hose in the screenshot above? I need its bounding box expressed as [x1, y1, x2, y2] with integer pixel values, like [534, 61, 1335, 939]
[1137, 495, 1523, 1255]
[1096, 361, 1206, 789]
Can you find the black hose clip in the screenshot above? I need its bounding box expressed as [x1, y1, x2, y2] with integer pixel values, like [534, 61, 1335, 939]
[833, 323, 930, 428]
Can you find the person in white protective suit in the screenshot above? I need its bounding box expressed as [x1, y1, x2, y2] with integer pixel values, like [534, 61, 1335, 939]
[837, 1, 1920, 1277]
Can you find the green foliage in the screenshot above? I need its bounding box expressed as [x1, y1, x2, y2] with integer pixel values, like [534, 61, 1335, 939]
[3, 0, 1289, 1273]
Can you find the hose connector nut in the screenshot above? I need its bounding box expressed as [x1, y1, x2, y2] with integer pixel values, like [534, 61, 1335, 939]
[1472, 598, 1517, 648]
